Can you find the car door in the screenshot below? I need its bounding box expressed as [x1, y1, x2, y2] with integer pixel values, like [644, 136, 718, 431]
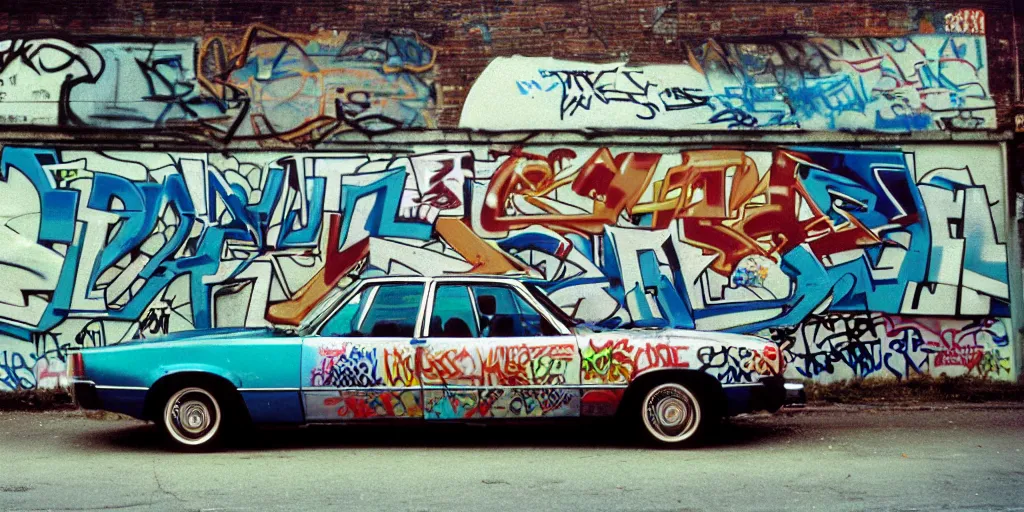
[300, 281, 427, 421]
[419, 281, 581, 420]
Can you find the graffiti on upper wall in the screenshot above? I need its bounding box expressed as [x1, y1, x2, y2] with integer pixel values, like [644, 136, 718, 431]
[460, 33, 994, 132]
[943, 9, 986, 35]
[0, 25, 438, 143]
[0, 143, 1010, 390]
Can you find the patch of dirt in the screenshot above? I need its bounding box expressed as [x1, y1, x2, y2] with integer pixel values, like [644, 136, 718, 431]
[0, 389, 75, 411]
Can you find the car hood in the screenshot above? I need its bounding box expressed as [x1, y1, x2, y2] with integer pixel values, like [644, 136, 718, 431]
[661, 328, 772, 351]
[574, 324, 771, 350]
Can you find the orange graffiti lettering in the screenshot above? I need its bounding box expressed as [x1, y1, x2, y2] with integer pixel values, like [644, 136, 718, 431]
[383, 348, 420, 387]
[481, 147, 661, 235]
[484, 147, 894, 277]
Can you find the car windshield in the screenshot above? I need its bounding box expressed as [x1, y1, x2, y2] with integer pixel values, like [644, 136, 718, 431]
[524, 283, 583, 327]
[296, 281, 360, 334]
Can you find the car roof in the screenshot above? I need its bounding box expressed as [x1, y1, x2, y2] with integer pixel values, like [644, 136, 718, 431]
[355, 274, 527, 285]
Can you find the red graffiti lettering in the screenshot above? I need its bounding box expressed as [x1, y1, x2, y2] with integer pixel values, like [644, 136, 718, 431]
[634, 343, 690, 375]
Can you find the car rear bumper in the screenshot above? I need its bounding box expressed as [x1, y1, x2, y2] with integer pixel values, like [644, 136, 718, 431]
[71, 380, 147, 419]
[71, 380, 101, 410]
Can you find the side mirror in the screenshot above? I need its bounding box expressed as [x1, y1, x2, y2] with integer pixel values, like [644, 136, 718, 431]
[477, 295, 497, 316]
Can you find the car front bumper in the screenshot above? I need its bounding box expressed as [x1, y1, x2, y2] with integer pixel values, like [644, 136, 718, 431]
[757, 376, 807, 410]
[723, 377, 806, 416]
[783, 381, 807, 407]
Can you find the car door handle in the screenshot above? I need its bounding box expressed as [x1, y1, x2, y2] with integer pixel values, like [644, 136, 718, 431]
[410, 338, 426, 346]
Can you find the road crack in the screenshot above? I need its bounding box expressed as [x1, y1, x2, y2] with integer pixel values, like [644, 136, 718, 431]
[10, 504, 152, 511]
[152, 457, 185, 503]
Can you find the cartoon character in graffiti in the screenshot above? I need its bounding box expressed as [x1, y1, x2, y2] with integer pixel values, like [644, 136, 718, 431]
[69, 275, 797, 450]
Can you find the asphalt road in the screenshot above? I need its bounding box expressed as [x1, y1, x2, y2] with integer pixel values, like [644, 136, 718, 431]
[1, 405, 1023, 512]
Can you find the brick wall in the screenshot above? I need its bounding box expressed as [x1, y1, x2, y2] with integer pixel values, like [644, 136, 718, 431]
[2, 0, 1018, 130]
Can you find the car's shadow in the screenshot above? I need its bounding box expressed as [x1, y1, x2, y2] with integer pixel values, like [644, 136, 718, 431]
[73, 415, 798, 453]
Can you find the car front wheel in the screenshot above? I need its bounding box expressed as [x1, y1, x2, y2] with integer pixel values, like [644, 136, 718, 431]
[161, 386, 224, 450]
[639, 382, 707, 446]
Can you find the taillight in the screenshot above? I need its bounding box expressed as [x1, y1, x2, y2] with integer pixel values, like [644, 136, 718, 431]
[762, 344, 783, 375]
[68, 352, 86, 379]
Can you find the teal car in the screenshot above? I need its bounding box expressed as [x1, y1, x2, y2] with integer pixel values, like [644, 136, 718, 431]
[70, 275, 801, 450]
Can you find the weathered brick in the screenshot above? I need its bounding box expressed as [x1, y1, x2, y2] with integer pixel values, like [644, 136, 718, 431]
[1, 0, 1018, 130]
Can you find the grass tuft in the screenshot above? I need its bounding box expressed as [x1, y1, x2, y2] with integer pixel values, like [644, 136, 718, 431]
[804, 375, 1024, 404]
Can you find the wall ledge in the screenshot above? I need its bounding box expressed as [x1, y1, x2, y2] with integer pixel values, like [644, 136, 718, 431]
[0, 129, 1013, 151]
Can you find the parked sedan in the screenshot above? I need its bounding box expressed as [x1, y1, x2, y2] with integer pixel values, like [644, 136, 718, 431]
[69, 275, 802, 450]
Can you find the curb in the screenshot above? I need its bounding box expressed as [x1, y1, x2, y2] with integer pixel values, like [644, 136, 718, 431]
[775, 401, 1024, 413]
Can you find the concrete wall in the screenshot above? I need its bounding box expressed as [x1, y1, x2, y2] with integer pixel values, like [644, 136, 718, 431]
[0, 1, 1019, 390]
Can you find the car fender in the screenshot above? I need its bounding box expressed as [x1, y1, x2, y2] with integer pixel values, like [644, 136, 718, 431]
[147, 364, 243, 389]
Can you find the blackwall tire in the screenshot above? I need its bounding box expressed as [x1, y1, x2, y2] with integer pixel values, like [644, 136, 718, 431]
[161, 386, 224, 451]
[638, 382, 707, 447]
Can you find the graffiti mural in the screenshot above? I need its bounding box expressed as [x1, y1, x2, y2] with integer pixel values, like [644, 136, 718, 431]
[0, 143, 1011, 390]
[460, 32, 994, 132]
[0, 25, 438, 143]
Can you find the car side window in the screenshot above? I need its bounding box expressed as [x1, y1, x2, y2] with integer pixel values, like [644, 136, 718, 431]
[320, 283, 425, 337]
[427, 285, 479, 338]
[470, 285, 560, 337]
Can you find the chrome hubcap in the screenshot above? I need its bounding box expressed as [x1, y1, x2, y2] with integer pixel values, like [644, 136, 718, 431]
[164, 387, 221, 446]
[657, 399, 685, 426]
[180, 401, 210, 432]
[642, 384, 701, 443]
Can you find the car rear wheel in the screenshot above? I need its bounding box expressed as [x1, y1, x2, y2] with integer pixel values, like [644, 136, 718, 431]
[161, 386, 223, 450]
[638, 382, 707, 446]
